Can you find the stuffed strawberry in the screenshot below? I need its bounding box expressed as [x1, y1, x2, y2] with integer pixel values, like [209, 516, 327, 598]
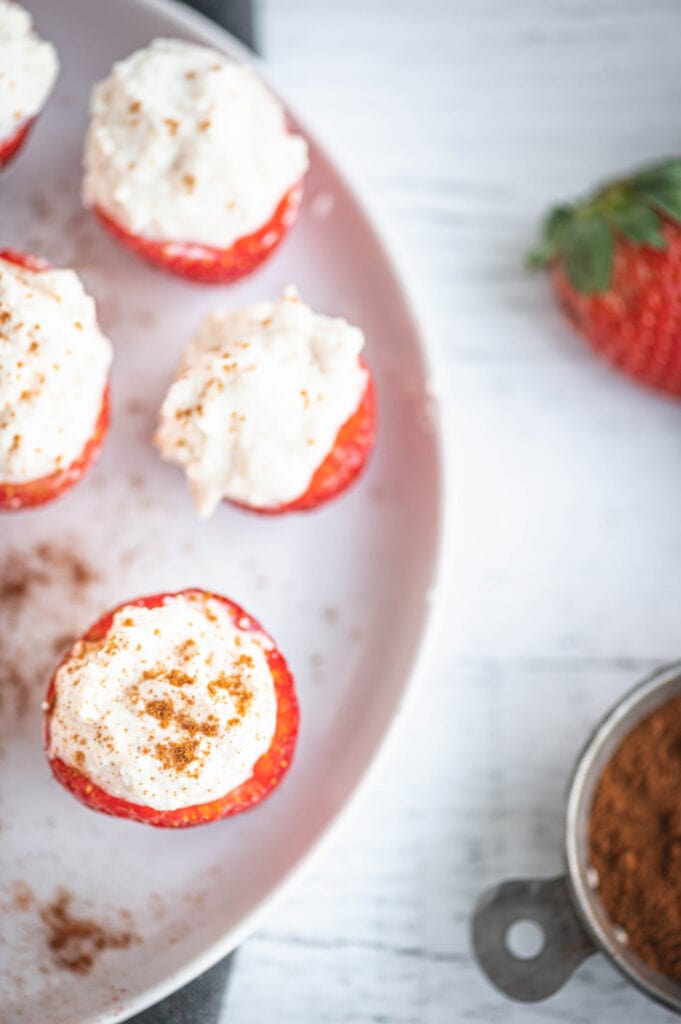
[0, 250, 112, 511]
[83, 39, 308, 284]
[529, 158, 681, 395]
[44, 590, 299, 828]
[155, 288, 376, 518]
[0, 1, 59, 171]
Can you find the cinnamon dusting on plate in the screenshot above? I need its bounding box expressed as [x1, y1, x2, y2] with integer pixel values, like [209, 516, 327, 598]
[40, 888, 138, 975]
[0, 542, 98, 721]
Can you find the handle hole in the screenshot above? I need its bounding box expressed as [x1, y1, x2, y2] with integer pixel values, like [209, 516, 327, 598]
[505, 919, 545, 960]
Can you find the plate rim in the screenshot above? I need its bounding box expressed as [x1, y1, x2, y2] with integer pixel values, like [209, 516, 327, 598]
[30, 1, 452, 1018]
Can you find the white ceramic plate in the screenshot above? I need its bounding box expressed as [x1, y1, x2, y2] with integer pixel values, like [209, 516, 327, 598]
[0, 1, 445, 1020]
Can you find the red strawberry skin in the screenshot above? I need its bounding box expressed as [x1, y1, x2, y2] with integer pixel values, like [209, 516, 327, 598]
[0, 118, 35, 170]
[93, 182, 303, 284]
[553, 221, 681, 396]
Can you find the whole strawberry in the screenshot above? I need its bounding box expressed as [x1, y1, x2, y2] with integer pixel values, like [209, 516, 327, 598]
[529, 159, 681, 396]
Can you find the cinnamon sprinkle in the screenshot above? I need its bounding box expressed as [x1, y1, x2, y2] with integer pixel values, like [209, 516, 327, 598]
[155, 739, 199, 773]
[142, 667, 195, 688]
[176, 712, 219, 738]
[207, 654, 254, 718]
[144, 698, 174, 728]
[12, 880, 34, 911]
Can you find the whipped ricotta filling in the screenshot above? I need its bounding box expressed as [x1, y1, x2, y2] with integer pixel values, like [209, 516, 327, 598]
[82, 37, 309, 248]
[48, 593, 279, 811]
[0, 257, 112, 483]
[155, 287, 368, 517]
[0, 1, 58, 139]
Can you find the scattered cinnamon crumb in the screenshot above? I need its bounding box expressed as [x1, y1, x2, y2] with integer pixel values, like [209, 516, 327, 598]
[0, 657, 31, 719]
[40, 888, 138, 975]
[35, 543, 97, 590]
[51, 631, 78, 655]
[0, 550, 49, 612]
[27, 191, 52, 221]
[125, 398, 146, 416]
[0, 543, 98, 720]
[12, 880, 34, 911]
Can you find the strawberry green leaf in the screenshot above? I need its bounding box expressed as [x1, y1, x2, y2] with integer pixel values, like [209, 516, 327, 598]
[631, 159, 681, 190]
[638, 184, 681, 224]
[526, 205, 574, 268]
[528, 157, 681, 287]
[561, 215, 613, 295]
[610, 203, 666, 248]
[545, 205, 574, 244]
[526, 240, 555, 268]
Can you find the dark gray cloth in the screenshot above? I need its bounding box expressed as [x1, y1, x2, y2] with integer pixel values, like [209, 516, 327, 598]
[130, 957, 235, 1023]
[184, 0, 258, 51]
[127, 3, 256, 1021]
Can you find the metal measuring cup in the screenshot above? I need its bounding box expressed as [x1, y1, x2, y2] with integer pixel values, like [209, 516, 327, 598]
[472, 662, 681, 1013]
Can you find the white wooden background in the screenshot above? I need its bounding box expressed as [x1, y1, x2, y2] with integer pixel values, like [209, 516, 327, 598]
[222, 2, 681, 1020]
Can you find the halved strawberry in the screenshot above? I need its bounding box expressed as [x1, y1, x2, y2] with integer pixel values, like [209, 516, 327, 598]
[93, 182, 303, 284]
[0, 118, 35, 170]
[529, 158, 681, 396]
[236, 360, 377, 516]
[0, 249, 111, 511]
[43, 590, 299, 828]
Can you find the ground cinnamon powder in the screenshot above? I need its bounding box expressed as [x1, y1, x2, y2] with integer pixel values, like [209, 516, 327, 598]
[589, 692, 681, 979]
[40, 888, 137, 975]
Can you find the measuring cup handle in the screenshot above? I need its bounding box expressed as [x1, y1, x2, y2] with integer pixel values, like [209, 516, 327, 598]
[471, 875, 597, 1002]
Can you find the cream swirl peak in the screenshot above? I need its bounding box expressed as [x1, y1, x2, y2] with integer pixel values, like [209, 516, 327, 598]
[83, 38, 308, 249]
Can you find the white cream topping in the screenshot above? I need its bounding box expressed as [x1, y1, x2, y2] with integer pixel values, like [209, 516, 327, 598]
[0, 257, 112, 483]
[82, 38, 309, 248]
[0, 1, 58, 139]
[155, 287, 368, 517]
[48, 593, 279, 812]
